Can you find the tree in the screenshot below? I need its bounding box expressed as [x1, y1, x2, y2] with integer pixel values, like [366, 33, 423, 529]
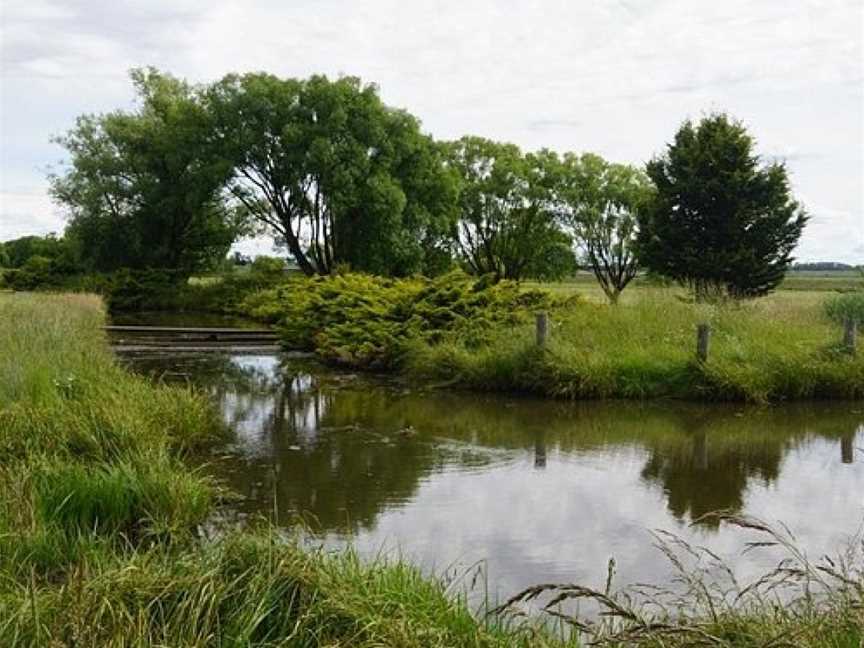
[637, 113, 807, 300]
[0, 234, 69, 268]
[558, 154, 653, 303]
[447, 137, 571, 281]
[206, 73, 457, 277]
[50, 68, 240, 275]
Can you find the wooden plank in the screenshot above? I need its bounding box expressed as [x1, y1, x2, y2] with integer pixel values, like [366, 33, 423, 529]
[110, 333, 279, 341]
[113, 344, 281, 353]
[111, 340, 279, 347]
[104, 325, 275, 335]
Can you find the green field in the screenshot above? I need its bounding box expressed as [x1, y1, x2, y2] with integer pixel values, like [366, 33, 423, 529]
[523, 269, 862, 301]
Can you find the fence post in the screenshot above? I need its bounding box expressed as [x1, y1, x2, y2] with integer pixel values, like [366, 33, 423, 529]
[696, 324, 711, 363]
[536, 312, 549, 347]
[843, 319, 857, 355]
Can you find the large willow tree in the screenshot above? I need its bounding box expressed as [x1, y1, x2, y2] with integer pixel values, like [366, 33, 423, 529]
[206, 74, 457, 276]
[446, 136, 571, 281]
[557, 153, 653, 304]
[50, 69, 239, 275]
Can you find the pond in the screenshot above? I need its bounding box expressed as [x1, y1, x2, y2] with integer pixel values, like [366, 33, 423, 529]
[115, 326, 864, 606]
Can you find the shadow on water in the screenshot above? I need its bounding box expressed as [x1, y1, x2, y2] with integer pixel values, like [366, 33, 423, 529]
[120, 344, 864, 599]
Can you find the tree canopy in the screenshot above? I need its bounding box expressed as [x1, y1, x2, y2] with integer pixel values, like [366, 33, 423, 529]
[44, 72, 809, 291]
[0, 234, 69, 268]
[446, 137, 572, 281]
[206, 73, 458, 276]
[50, 69, 240, 275]
[558, 153, 652, 303]
[637, 113, 807, 299]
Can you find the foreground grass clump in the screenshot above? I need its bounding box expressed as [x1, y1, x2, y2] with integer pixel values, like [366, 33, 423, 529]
[0, 294, 222, 576]
[246, 270, 567, 369]
[407, 289, 864, 403]
[0, 533, 552, 648]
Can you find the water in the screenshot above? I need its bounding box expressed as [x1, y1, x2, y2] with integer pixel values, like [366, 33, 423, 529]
[117, 324, 864, 605]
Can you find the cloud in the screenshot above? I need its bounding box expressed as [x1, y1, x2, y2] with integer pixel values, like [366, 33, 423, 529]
[0, 190, 63, 239]
[1, 0, 861, 261]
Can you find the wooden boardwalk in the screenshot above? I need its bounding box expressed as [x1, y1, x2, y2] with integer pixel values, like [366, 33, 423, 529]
[104, 325, 280, 352]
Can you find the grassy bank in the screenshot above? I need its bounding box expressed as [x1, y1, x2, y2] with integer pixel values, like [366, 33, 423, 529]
[0, 293, 562, 647]
[2, 293, 861, 646]
[246, 273, 864, 403]
[408, 289, 864, 403]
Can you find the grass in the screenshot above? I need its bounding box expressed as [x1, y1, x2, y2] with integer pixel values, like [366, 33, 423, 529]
[406, 286, 864, 403]
[0, 292, 569, 646]
[0, 534, 558, 647]
[524, 269, 864, 296]
[1, 291, 861, 646]
[496, 513, 863, 647]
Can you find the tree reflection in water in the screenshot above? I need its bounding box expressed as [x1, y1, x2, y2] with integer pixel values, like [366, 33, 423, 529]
[123, 350, 864, 540]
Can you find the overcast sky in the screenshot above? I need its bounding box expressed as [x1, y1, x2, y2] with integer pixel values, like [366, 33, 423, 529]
[1, 0, 863, 262]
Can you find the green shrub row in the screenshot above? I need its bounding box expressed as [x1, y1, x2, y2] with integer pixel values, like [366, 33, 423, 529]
[2, 258, 291, 313]
[245, 271, 573, 369]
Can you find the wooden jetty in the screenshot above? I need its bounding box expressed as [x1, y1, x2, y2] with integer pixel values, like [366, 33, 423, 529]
[103, 325, 280, 352]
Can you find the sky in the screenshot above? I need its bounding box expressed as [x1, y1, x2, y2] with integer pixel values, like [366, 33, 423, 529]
[1, 0, 863, 262]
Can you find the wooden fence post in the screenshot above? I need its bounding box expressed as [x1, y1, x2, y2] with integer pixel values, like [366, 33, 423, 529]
[536, 312, 549, 347]
[843, 319, 857, 355]
[696, 324, 711, 363]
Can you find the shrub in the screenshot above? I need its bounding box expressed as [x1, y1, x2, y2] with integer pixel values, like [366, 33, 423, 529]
[248, 255, 286, 277]
[245, 271, 569, 369]
[106, 268, 187, 311]
[2, 256, 58, 290]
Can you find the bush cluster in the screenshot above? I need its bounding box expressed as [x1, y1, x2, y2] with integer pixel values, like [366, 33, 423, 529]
[3, 256, 292, 314]
[245, 271, 569, 369]
[1, 254, 90, 291]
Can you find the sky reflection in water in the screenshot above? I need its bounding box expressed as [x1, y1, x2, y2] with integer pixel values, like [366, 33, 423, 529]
[123, 351, 864, 602]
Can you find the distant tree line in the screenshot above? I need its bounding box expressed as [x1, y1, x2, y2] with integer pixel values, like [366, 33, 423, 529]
[28, 68, 807, 302]
[792, 262, 858, 272]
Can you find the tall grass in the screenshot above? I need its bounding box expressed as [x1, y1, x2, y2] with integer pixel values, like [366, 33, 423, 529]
[2, 292, 860, 646]
[495, 514, 863, 647]
[407, 289, 864, 403]
[0, 533, 565, 647]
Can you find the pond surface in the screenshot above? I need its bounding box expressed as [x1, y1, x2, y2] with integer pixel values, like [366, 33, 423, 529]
[116, 329, 864, 604]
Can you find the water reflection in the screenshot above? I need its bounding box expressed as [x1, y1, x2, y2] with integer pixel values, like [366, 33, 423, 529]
[122, 350, 864, 599]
